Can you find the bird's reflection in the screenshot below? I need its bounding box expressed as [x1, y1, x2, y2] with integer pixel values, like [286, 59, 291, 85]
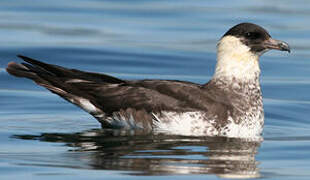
[13, 129, 261, 179]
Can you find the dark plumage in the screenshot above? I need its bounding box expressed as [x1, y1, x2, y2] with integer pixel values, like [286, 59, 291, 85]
[6, 23, 290, 138]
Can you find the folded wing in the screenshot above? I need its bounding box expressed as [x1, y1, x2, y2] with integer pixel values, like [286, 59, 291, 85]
[6, 56, 205, 122]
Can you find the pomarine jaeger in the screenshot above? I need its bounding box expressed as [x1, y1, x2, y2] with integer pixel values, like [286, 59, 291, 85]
[6, 23, 290, 139]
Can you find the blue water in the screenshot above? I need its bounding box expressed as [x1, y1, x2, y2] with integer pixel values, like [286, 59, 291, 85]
[1, 0, 310, 179]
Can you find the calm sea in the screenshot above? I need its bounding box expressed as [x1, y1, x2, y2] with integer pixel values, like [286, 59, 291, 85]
[0, 0, 310, 179]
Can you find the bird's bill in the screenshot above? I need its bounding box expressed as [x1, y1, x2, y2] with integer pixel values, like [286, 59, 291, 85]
[263, 38, 291, 53]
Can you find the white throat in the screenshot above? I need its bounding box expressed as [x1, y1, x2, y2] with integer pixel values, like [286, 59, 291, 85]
[213, 35, 261, 81]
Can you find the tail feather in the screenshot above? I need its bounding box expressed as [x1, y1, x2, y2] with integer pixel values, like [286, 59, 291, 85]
[6, 61, 65, 95]
[15, 55, 125, 84]
[21, 62, 55, 76]
[17, 55, 69, 77]
[6, 62, 38, 79]
[6, 55, 105, 117]
[7, 56, 76, 95]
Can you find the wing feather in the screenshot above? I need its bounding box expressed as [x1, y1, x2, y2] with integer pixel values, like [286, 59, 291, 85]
[7, 55, 201, 116]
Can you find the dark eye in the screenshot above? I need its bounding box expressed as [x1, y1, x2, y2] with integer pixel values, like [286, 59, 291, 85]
[245, 32, 260, 39]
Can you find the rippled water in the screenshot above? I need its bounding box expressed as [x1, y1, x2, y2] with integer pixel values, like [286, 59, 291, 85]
[1, 0, 310, 179]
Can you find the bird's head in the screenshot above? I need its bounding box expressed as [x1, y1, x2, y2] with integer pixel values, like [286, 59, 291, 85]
[222, 22, 290, 55]
[215, 23, 290, 81]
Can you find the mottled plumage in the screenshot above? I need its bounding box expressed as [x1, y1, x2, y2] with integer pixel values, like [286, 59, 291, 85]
[6, 23, 290, 139]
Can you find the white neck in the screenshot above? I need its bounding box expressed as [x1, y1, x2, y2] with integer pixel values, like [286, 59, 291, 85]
[213, 36, 261, 82]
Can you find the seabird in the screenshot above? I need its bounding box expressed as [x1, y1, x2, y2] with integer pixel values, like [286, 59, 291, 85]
[6, 23, 290, 139]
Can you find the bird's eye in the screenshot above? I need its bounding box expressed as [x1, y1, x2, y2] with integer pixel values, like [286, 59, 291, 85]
[245, 32, 260, 39]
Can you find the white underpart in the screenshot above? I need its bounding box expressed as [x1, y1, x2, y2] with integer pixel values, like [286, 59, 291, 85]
[214, 35, 260, 81]
[153, 112, 218, 137]
[221, 112, 263, 139]
[100, 110, 263, 139]
[153, 111, 263, 139]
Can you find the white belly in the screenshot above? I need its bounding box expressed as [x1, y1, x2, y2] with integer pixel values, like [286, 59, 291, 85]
[152, 111, 264, 139]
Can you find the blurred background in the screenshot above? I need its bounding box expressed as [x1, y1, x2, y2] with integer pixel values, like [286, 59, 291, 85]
[0, 1, 310, 180]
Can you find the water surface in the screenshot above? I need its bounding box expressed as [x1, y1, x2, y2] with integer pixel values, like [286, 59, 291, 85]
[1, 0, 310, 179]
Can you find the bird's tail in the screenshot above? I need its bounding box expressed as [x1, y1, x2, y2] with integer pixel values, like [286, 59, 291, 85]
[6, 55, 106, 121]
[7, 58, 40, 80]
[6, 55, 68, 95]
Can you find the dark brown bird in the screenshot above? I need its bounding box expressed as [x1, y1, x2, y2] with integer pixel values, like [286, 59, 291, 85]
[6, 23, 290, 139]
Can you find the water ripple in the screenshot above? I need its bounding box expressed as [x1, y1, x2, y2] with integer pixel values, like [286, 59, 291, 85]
[265, 136, 310, 141]
[0, 0, 310, 179]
